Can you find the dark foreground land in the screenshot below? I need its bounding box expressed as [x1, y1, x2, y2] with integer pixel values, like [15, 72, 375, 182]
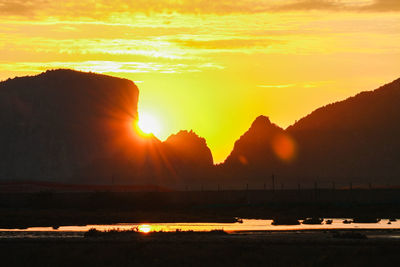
[1, 231, 400, 266]
[2, 190, 400, 266]
[1, 189, 400, 228]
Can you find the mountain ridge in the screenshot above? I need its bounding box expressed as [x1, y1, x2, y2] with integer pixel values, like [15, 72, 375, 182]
[221, 76, 400, 186]
[1, 69, 400, 188]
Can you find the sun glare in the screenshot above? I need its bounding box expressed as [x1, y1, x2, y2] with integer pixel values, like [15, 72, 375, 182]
[138, 224, 152, 233]
[137, 111, 161, 137]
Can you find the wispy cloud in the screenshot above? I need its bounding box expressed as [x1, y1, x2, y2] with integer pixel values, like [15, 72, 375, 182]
[258, 81, 333, 89]
[0, 0, 399, 20]
[258, 84, 296, 88]
[174, 38, 284, 50]
[361, 0, 400, 11]
[0, 61, 225, 75]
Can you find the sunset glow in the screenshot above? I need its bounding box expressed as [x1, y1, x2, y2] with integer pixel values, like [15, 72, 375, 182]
[137, 111, 162, 137]
[138, 224, 152, 233]
[1, 0, 399, 163]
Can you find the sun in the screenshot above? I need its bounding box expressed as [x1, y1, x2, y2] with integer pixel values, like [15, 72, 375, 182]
[137, 111, 161, 137]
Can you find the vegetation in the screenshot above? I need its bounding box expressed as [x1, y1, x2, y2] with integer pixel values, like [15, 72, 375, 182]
[2, 231, 400, 266]
[84, 227, 227, 238]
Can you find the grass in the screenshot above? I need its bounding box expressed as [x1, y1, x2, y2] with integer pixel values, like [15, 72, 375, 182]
[84, 227, 228, 238]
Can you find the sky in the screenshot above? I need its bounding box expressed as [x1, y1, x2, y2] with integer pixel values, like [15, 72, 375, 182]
[1, 0, 400, 163]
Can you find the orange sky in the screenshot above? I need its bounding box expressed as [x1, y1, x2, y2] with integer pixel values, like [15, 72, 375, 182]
[1, 0, 400, 163]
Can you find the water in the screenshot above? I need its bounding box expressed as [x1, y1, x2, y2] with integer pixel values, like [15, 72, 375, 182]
[1, 219, 399, 238]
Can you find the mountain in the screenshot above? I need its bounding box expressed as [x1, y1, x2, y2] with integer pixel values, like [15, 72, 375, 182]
[0, 69, 213, 187]
[164, 130, 213, 167]
[162, 130, 214, 186]
[2, 69, 399, 189]
[221, 78, 400, 187]
[224, 116, 289, 167]
[0, 69, 140, 182]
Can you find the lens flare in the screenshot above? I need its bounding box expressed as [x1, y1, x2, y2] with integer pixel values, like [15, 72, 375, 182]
[272, 133, 296, 162]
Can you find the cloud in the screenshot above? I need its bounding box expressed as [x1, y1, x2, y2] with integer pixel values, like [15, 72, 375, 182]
[0, 0, 399, 19]
[257, 81, 333, 89]
[361, 0, 400, 11]
[258, 84, 296, 88]
[174, 38, 284, 50]
[272, 0, 342, 12]
[0, 61, 225, 75]
[0, 1, 36, 16]
[271, 0, 400, 12]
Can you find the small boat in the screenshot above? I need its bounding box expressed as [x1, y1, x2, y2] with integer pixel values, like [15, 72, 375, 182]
[234, 218, 243, 224]
[325, 219, 333, 225]
[302, 217, 323, 225]
[389, 218, 397, 222]
[352, 217, 381, 223]
[342, 219, 352, 224]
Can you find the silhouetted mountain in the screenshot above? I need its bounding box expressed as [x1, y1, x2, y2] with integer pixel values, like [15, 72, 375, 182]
[162, 130, 214, 186]
[0, 69, 141, 182]
[164, 130, 213, 167]
[0, 70, 213, 187]
[287, 77, 400, 184]
[222, 116, 286, 184]
[221, 78, 400, 187]
[2, 70, 400, 189]
[224, 116, 285, 166]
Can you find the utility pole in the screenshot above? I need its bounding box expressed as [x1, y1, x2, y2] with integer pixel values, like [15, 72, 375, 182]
[314, 181, 318, 202]
[272, 174, 275, 192]
[349, 181, 353, 202]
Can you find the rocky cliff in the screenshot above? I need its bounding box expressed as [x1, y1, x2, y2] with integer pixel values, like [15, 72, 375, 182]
[0, 69, 140, 182]
[0, 69, 214, 187]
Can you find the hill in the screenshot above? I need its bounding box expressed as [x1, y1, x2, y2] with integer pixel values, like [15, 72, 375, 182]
[221, 78, 400, 187]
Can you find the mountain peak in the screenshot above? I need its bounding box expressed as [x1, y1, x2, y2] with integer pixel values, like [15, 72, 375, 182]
[165, 130, 206, 146]
[251, 115, 271, 128]
[249, 115, 283, 133]
[163, 130, 213, 166]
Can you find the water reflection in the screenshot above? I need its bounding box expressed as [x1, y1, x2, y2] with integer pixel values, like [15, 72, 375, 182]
[1, 219, 400, 234]
[138, 224, 151, 233]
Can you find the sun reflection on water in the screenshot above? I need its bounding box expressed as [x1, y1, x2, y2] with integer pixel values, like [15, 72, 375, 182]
[138, 224, 152, 233]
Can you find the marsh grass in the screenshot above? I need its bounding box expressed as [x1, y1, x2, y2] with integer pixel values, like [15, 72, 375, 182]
[84, 227, 227, 238]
